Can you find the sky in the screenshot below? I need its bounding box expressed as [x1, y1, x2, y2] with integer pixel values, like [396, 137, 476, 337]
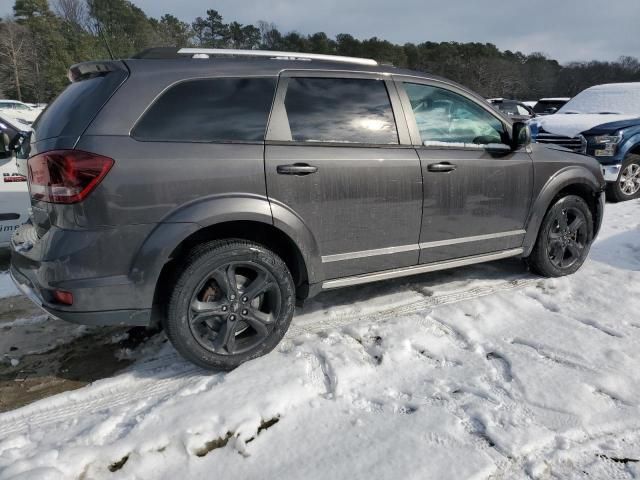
[1, 0, 638, 64]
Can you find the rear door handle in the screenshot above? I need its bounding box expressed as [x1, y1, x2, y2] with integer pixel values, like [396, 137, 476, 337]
[276, 163, 318, 176]
[427, 162, 457, 173]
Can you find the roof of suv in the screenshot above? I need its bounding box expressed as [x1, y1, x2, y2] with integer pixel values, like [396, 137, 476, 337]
[123, 47, 453, 87]
[124, 56, 422, 79]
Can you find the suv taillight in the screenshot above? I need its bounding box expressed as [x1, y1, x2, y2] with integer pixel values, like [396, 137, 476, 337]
[27, 150, 114, 204]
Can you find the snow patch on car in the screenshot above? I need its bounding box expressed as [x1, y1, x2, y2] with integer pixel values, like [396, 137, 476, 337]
[533, 113, 639, 138]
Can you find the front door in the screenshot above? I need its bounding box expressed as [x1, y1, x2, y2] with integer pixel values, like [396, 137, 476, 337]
[396, 80, 534, 264]
[265, 73, 423, 280]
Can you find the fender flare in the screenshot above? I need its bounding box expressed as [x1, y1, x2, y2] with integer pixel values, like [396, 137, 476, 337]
[522, 166, 603, 256]
[618, 132, 640, 159]
[129, 194, 322, 305]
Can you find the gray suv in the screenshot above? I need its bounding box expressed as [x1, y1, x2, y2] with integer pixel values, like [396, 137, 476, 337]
[8, 48, 606, 370]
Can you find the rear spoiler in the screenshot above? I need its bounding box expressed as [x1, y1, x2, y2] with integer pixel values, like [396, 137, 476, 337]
[67, 60, 127, 83]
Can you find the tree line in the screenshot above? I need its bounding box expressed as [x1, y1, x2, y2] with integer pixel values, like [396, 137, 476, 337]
[1, 0, 639, 104]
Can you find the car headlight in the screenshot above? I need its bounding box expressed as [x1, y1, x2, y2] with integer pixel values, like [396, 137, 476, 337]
[594, 133, 622, 145]
[592, 132, 622, 156]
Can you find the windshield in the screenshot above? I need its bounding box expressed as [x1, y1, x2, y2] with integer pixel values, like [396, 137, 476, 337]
[558, 84, 640, 115]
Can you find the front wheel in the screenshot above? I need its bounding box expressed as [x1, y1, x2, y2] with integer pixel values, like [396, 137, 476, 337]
[163, 240, 295, 370]
[527, 195, 594, 277]
[606, 154, 640, 202]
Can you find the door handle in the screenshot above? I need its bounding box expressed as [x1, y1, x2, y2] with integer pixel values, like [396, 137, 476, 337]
[427, 162, 457, 173]
[276, 163, 318, 176]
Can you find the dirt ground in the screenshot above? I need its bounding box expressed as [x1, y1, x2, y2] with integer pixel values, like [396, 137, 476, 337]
[0, 259, 157, 412]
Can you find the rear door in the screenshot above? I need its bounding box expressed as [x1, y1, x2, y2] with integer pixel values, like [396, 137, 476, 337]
[265, 71, 423, 280]
[395, 79, 533, 264]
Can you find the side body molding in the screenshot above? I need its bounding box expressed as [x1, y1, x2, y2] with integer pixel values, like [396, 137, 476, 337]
[129, 194, 322, 305]
[522, 166, 604, 256]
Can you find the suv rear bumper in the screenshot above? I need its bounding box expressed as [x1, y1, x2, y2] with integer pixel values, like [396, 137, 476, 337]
[10, 267, 151, 326]
[10, 266, 150, 326]
[10, 223, 155, 326]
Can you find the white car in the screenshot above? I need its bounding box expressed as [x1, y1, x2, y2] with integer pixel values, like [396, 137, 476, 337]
[0, 100, 41, 125]
[0, 115, 30, 246]
[0, 155, 29, 247]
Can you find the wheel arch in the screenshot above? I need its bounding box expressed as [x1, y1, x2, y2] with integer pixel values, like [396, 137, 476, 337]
[156, 220, 312, 301]
[523, 166, 604, 256]
[619, 132, 640, 158]
[128, 194, 322, 318]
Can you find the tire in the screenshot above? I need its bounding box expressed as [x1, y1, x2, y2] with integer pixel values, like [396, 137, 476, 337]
[163, 239, 295, 370]
[606, 154, 640, 202]
[527, 195, 594, 277]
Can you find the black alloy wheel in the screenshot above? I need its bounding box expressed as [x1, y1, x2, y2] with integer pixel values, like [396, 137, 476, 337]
[188, 261, 281, 355]
[164, 240, 295, 370]
[546, 206, 589, 270]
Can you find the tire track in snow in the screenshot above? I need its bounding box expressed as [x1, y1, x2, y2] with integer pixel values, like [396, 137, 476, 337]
[287, 276, 539, 337]
[0, 275, 538, 438]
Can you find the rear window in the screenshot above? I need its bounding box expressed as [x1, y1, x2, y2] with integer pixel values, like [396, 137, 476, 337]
[33, 69, 128, 142]
[283, 77, 398, 144]
[133, 77, 276, 142]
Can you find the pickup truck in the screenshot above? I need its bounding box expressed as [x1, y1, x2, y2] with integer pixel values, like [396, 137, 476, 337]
[531, 83, 640, 201]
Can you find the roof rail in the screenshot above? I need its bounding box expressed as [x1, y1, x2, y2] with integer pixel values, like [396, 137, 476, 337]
[176, 48, 378, 66]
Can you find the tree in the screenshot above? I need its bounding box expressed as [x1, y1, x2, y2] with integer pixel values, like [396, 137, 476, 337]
[0, 20, 33, 101]
[87, 0, 159, 58]
[154, 14, 191, 47]
[13, 0, 73, 102]
[52, 0, 88, 29]
[257, 21, 281, 49]
[2, 2, 640, 103]
[192, 9, 228, 48]
[228, 22, 260, 49]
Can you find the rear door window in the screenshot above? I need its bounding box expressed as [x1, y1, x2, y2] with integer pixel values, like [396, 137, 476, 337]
[133, 77, 276, 142]
[282, 77, 399, 144]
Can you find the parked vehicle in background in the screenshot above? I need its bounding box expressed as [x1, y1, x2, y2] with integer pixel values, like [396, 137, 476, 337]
[488, 98, 536, 121]
[0, 118, 30, 247]
[9, 49, 605, 370]
[0, 100, 41, 125]
[531, 83, 640, 201]
[25, 103, 47, 111]
[532, 97, 571, 116]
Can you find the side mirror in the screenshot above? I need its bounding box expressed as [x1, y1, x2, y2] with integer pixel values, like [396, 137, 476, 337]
[511, 121, 531, 150]
[545, 107, 558, 114]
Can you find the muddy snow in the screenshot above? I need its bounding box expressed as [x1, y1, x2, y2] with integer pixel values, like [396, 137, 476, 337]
[0, 200, 639, 479]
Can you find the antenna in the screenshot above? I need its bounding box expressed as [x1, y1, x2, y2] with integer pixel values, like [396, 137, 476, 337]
[95, 22, 115, 60]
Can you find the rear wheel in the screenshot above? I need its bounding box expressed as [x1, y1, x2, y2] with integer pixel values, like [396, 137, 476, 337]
[164, 240, 295, 370]
[606, 154, 640, 202]
[527, 195, 594, 277]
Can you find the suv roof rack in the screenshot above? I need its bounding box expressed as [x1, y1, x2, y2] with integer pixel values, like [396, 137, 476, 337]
[176, 48, 378, 66]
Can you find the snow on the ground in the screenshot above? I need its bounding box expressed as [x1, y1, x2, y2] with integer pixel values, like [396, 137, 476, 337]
[0, 200, 640, 480]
